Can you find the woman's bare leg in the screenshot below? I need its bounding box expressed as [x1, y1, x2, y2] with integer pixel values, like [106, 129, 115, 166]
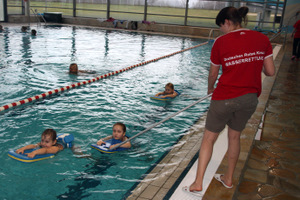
[222, 127, 241, 187]
[189, 129, 219, 191]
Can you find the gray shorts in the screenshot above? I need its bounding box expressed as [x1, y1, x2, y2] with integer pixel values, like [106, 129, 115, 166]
[205, 93, 258, 133]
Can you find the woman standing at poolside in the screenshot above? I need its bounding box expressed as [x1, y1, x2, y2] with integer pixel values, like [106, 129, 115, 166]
[291, 18, 300, 61]
[183, 6, 275, 196]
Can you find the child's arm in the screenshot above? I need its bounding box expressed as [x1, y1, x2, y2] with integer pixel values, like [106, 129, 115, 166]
[16, 144, 39, 154]
[26, 145, 63, 158]
[155, 91, 165, 97]
[78, 70, 96, 74]
[160, 91, 178, 98]
[97, 135, 113, 145]
[109, 137, 131, 149]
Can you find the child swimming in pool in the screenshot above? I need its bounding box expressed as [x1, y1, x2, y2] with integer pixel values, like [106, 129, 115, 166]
[155, 82, 178, 98]
[31, 29, 37, 36]
[69, 63, 96, 75]
[97, 122, 131, 149]
[21, 26, 28, 32]
[16, 129, 64, 158]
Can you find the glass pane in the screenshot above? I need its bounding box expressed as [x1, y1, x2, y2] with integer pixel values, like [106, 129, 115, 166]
[187, 17, 216, 28]
[109, 1, 144, 21]
[110, 12, 143, 21]
[77, 0, 107, 18]
[7, 0, 22, 15]
[110, 2, 144, 13]
[147, 5, 185, 16]
[29, 0, 73, 16]
[147, 0, 186, 25]
[187, 0, 228, 27]
[187, 0, 284, 29]
[5, 0, 285, 30]
[77, 10, 106, 18]
[147, 15, 185, 25]
[148, 0, 186, 11]
[42, 7, 73, 16]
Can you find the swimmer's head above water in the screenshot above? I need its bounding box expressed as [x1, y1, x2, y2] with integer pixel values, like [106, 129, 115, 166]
[69, 63, 78, 74]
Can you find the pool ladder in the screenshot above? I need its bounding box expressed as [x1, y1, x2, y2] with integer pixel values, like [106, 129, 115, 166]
[208, 28, 219, 43]
[31, 8, 47, 26]
[208, 29, 214, 41]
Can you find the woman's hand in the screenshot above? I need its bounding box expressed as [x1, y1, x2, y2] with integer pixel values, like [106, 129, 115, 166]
[207, 88, 214, 95]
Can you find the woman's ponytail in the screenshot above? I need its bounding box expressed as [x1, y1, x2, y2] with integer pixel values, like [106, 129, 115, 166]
[238, 7, 249, 25]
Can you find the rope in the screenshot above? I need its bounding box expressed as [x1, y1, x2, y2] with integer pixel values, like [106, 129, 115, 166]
[0, 41, 208, 112]
[110, 93, 212, 150]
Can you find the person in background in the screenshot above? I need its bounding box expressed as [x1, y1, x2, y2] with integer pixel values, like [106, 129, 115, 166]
[69, 63, 96, 75]
[21, 26, 28, 32]
[291, 18, 300, 61]
[31, 29, 37, 36]
[182, 6, 275, 197]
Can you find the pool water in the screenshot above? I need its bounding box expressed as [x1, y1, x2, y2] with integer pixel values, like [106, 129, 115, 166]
[0, 25, 212, 199]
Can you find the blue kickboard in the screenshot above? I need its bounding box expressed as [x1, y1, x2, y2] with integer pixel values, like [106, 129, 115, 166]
[91, 139, 130, 154]
[150, 90, 180, 101]
[8, 133, 74, 163]
[8, 149, 55, 163]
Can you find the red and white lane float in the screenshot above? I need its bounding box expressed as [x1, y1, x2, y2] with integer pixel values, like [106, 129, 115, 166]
[0, 42, 208, 112]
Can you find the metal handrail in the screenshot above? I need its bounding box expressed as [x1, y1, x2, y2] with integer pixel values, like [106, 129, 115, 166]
[31, 8, 40, 26]
[31, 8, 47, 26]
[208, 28, 214, 41]
[269, 26, 284, 42]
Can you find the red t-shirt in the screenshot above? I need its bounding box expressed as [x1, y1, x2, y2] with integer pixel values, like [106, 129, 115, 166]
[293, 20, 300, 38]
[210, 29, 273, 100]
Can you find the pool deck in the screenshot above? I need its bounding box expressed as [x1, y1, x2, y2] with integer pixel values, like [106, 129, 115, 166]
[126, 42, 300, 199]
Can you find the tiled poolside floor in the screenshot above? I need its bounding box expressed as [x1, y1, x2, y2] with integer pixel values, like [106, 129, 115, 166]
[233, 43, 300, 200]
[126, 42, 300, 200]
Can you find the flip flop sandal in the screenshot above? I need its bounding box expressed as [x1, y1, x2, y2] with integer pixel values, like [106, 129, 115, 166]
[182, 186, 203, 197]
[214, 174, 233, 189]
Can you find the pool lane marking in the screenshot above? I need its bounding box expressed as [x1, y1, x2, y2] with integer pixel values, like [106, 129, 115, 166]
[0, 41, 209, 112]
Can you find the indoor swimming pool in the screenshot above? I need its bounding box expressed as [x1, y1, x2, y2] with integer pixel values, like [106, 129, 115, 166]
[0, 25, 212, 199]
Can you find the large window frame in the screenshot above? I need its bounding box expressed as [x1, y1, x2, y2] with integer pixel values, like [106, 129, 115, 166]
[6, 0, 285, 29]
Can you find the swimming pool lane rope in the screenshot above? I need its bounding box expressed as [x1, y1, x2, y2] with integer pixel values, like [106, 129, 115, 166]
[0, 41, 208, 112]
[110, 93, 212, 150]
